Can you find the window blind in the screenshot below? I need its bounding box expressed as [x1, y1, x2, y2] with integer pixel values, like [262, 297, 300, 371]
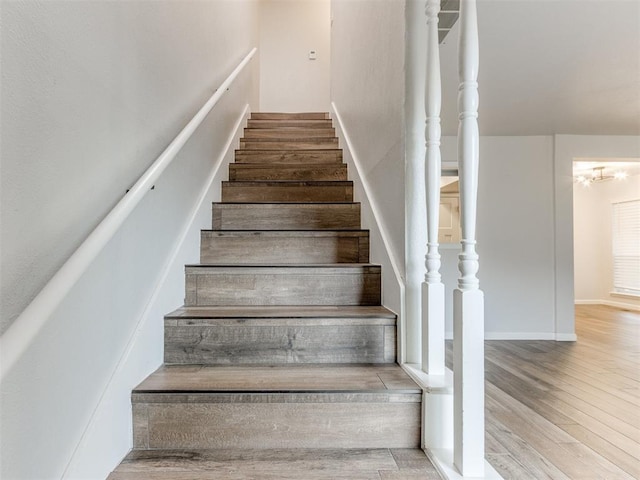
[612, 199, 640, 296]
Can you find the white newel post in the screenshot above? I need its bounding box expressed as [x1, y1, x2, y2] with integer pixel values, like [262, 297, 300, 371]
[454, 0, 485, 476]
[422, 0, 445, 376]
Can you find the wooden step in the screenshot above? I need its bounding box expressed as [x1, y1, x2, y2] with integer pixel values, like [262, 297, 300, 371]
[185, 264, 381, 307]
[239, 139, 339, 150]
[228, 163, 348, 181]
[131, 364, 421, 450]
[200, 230, 369, 264]
[212, 203, 361, 230]
[243, 128, 336, 139]
[108, 448, 437, 480]
[164, 306, 396, 365]
[221, 181, 353, 203]
[234, 150, 343, 164]
[251, 112, 330, 120]
[247, 119, 333, 129]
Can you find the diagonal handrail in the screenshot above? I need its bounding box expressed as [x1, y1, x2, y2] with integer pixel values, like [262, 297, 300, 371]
[0, 47, 257, 380]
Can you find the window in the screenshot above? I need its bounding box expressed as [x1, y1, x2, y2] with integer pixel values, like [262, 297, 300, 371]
[612, 199, 640, 296]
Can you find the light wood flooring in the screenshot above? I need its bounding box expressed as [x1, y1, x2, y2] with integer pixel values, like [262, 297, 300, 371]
[112, 305, 638, 479]
[451, 304, 640, 479]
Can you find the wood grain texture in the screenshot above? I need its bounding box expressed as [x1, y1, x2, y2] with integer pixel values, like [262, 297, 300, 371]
[247, 119, 334, 128]
[200, 230, 369, 264]
[251, 112, 330, 120]
[134, 364, 419, 392]
[221, 181, 353, 203]
[445, 305, 640, 480]
[240, 139, 339, 150]
[184, 264, 381, 307]
[228, 163, 348, 181]
[108, 448, 439, 480]
[234, 149, 343, 164]
[212, 203, 361, 230]
[134, 402, 420, 449]
[164, 305, 397, 320]
[243, 128, 336, 138]
[164, 323, 395, 365]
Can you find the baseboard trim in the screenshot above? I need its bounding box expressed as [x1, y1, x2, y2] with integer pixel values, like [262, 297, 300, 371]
[426, 448, 503, 480]
[445, 331, 569, 341]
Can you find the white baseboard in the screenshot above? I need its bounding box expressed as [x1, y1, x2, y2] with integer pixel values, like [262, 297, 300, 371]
[446, 331, 568, 341]
[484, 332, 556, 340]
[426, 448, 503, 480]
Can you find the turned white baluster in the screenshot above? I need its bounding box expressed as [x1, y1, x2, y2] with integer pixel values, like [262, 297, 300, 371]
[422, 0, 445, 376]
[453, 0, 485, 476]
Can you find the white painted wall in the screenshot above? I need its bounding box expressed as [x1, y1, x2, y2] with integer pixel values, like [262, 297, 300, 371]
[0, 1, 258, 478]
[574, 173, 640, 310]
[259, 0, 330, 112]
[330, 0, 406, 358]
[440, 136, 557, 339]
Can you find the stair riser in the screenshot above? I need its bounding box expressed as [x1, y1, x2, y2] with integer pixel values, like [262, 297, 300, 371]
[234, 150, 343, 164]
[247, 119, 333, 128]
[200, 232, 369, 264]
[164, 322, 396, 364]
[221, 182, 353, 203]
[212, 204, 361, 230]
[244, 128, 335, 139]
[228, 164, 348, 181]
[133, 400, 420, 449]
[185, 267, 381, 306]
[240, 140, 339, 150]
[251, 112, 329, 120]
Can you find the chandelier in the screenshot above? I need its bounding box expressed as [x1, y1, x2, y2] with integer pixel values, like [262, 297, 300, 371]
[575, 166, 628, 187]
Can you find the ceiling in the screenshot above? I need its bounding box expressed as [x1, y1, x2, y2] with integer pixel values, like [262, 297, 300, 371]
[438, 0, 640, 136]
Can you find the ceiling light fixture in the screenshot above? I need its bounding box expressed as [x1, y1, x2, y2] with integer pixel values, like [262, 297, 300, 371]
[575, 166, 628, 186]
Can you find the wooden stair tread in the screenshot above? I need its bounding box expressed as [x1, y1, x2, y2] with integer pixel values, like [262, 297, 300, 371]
[185, 263, 381, 270]
[228, 164, 348, 181]
[240, 137, 338, 143]
[166, 305, 396, 319]
[223, 180, 353, 186]
[251, 112, 330, 120]
[234, 150, 343, 164]
[201, 229, 369, 235]
[243, 128, 336, 138]
[133, 364, 420, 394]
[109, 448, 437, 480]
[109, 448, 436, 480]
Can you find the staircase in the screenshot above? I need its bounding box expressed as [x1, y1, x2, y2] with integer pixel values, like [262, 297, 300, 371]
[107, 113, 432, 479]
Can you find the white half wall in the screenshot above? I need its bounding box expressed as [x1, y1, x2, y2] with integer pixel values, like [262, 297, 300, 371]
[259, 0, 330, 112]
[330, 0, 407, 358]
[0, 1, 258, 478]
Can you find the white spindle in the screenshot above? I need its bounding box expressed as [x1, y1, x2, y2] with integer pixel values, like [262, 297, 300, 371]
[453, 0, 485, 476]
[422, 0, 445, 376]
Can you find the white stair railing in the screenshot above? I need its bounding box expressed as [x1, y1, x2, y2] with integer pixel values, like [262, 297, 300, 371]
[453, 0, 485, 475]
[422, 0, 446, 376]
[422, 0, 485, 476]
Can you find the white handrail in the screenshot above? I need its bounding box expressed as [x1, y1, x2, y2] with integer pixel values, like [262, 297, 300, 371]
[0, 47, 257, 380]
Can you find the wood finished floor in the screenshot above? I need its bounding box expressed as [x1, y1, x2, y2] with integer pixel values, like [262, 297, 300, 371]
[452, 304, 640, 479]
[112, 305, 638, 479]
